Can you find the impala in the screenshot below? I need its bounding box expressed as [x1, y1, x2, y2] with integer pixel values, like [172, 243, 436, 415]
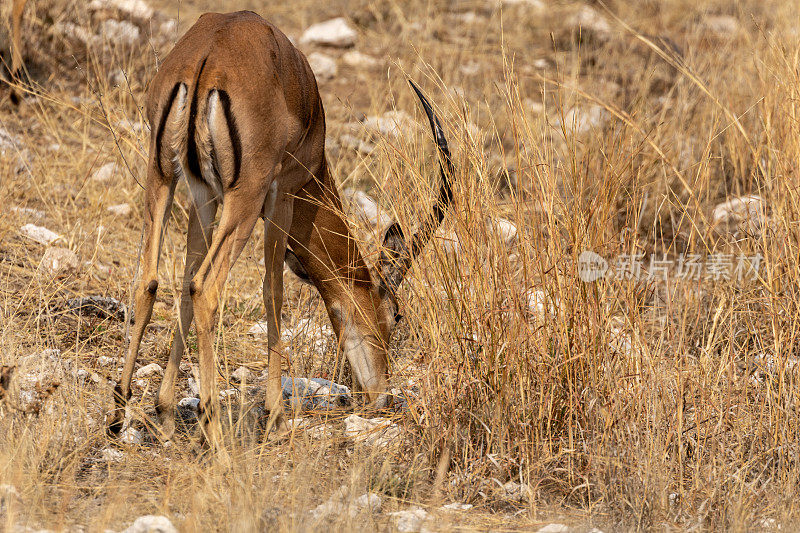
[107, 11, 454, 446]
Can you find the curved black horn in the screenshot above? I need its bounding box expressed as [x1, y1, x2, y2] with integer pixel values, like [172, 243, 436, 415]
[377, 80, 455, 299]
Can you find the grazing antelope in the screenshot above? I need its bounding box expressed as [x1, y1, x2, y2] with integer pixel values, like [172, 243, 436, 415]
[107, 11, 454, 446]
[6, 0, 27, 103]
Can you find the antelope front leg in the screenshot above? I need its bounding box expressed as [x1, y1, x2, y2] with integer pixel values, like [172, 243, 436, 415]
[262, 187, 293, 433]
[109, 175, 176, 436]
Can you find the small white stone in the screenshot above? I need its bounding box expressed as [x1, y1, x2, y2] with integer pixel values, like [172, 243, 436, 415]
[712, 194, 764, 235]
[135, 363, 164, 379]
[362, 110, 418, 139]
[339, 133, 376, 155]
[39, 247, 79, 276]
[100, 447, 125, 462]
[107, 203, 132, 216]
[459, 61, 481, 76]
[20, 224, 62, 245]
[554, 105, 607, 134]
[536, 525, 570, 533]
[342, 50, 379, 68]
[307, 52, 338, 80]
[100, 19, 141, 46]
[120, 427, 143, 445]
[344, 414, 401, 448]
[248, 320, 270, 337]
[344, 190, 392, 227]
[441, 502, 473, 511]
[567, 6, 612, 39]
[353, 493, 382, 514]
[231, 366, 253, 383]
[301, 17, 357, 48]
[11, 206, 45, 219]
[97, 356, 115, 367]
[389, 507, 430, 533]
[92, 162, 119, 183]
[502, 481, 531, 502]
[219, 388, 239, 401]
[487, 217, 517, 245]
[122, 515, 178, 533]
[88, 0, 154, 19]
[701, 15, 742, 37]
[178, 397, 200, 410]
[500, 0, 544, 7]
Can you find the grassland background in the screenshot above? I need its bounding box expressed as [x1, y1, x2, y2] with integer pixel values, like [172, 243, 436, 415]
[2, 0, 800, 531]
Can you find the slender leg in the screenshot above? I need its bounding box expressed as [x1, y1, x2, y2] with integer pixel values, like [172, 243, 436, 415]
[287, 169, 390, 403]
[9, 0, 27, 104]
[262, 184, 294, 431]
[155, 185, 218, 439]
[190, 184, 271, 448]
[109, 170, 176, 436]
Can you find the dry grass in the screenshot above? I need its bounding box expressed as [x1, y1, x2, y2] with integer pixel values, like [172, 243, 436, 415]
[2, 0, 800, 530]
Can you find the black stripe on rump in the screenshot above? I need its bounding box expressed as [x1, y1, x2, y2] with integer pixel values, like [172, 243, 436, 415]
[154, 83, 182, 176]
[186, 56, 208, 178]
[214, 89, 242, 187]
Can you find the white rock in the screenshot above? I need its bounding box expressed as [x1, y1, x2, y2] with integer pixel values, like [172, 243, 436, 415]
[122, 515, 177, 533]
[459, 61, 481, 76]
[92, 162, 119, 183]
[502, 481, 531, 502]
[363, 110, 418, 139]
[0, 127, 21, 154]
[0, 484, 21, 513]
[135, 363, 163, 379]
[441, 502, 473, 511]
[120, 427, 143, 445]
[231, 366, 253, 383]
[187, 377, 200, 396]
[219, 388, 239, 401]
[100, 19, 141, 46]
[701, 15, 742, 37]
[39, 247, 79, 276]
[107, 203, 132, 216]
[55, 22, 97, 46]
[487, 217, 517, 245]
[344, 190, 392, 227]
[536, 525, 570, 533]
[501, 0, 544, 7]
[20, 224, 62, 245]
[11, 206, 45, 219]
[342, 50, 379, 68]
[555, 105, 606, 134]
[178, 397, 200, 410]
[97, 356, 115, 366]
[88, 0, 153, 19]
[339, 133, 376, 155]
[100, 447, 125, 462]
[248, 320, 270, 336]
[435, 229, 460, 255]
[301, 17, 357, 48]
[353, 493, 382, 514]
[343, 414, 401, 448]
[307, 52, 338, 80]
[390, 507, 430, 533]
[567, 6, 612, 40]
[712, 194, 764, 234]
